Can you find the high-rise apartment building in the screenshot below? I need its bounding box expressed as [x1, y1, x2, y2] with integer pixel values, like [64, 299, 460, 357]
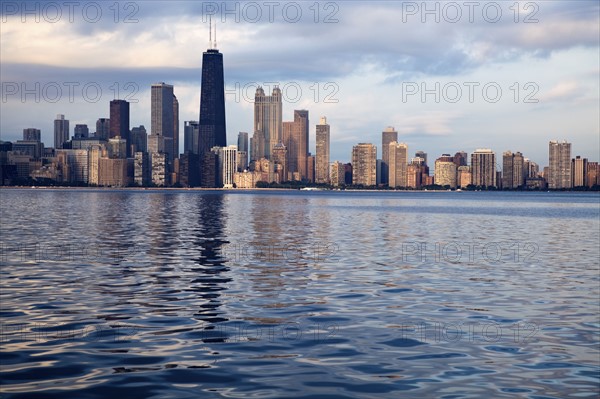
[502, 151, 525, 189]
[548, 140, 572, 189]
[471, 149, 496, 187]
[315, 117, 330, 184]
[330, 161, 345, 187]
[388, 141, 408, 188]
[434, 154, 457, 188]
[572, 156, 588, 187]
[381, 127, 398, 185]
[352, 143, 377, 186]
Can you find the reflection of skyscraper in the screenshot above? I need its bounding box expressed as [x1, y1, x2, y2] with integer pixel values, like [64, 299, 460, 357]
[254, 87, 282, 159]
[548, 140, 572, 189]
[315, 117, 330, 184]
[381, 127, 398, 185]
[198, 42, 226, 187]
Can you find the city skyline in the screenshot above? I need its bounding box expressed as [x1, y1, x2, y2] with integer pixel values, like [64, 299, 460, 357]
[1, 2, 598, 165]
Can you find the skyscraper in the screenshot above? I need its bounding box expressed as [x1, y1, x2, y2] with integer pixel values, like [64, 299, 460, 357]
[453, 151, 468, 167]
[254, 87, 282, 159]
[130, 125, 147, 154]
[388, 141, 408, 188]
[151, 83, 176, 164]
[415, 151, 428, 167]
[54, 114, 69, 149]
[198, 43, 226, 171]
[352, 143, 377, 186]
[548, 140, 572, 189]
[315, 117, 330, 184]
[381, 126, 398, 185]
[109, 100, 130, 154]
[283, 110, 309, 181]
[471, 149, 496, 188]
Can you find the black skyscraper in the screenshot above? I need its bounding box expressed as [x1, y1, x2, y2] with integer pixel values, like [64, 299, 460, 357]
[198, 47, 226, 186]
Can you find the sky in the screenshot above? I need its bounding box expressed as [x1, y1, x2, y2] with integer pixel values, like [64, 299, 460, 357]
[1, 0, 599, 166]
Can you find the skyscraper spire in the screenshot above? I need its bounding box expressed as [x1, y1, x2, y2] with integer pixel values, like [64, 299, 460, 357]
[209, 15, 212, 49]
[214, 19, 217, 49]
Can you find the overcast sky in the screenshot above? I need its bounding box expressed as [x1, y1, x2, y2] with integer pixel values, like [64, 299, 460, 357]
[1, 0, 598, 165]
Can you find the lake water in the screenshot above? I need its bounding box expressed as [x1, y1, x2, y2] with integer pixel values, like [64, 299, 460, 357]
[0, 189, 599, 398]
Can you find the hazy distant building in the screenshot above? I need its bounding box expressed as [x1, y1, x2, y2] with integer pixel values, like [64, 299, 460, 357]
[315, 117, 330, 184]
[23, 128, 41, 142]
[184, 121, 199, 155]
[271, 142, 287, 182]
[524, 158, 539, 179]
[458, 165, 472, 188]
[352, 143, 377, 186]
[237, 132, 249, 169]
[471, 149, 496, 187]
[502, 151, 525, 189]
[130, 125, 148, 154]
[548, 140, 572, 189]
[434, 154, 457, 188]
[54, 114, 69, 149]
[587, 162, 599, 187]
[453, 151, 468, 167]
[74, 124, 89, 139]
[96, 118, 110, 140]
[381, 127, 398, 185]
[415, 151, 428, 166]
[572, 156, 588, 187]
[253, 87, 282, 159]
[388, 141, 408, 188]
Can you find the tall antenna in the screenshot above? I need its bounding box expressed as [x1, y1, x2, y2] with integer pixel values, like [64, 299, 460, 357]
[209, 15, 212, 49]
[214, 20, 217, 48]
